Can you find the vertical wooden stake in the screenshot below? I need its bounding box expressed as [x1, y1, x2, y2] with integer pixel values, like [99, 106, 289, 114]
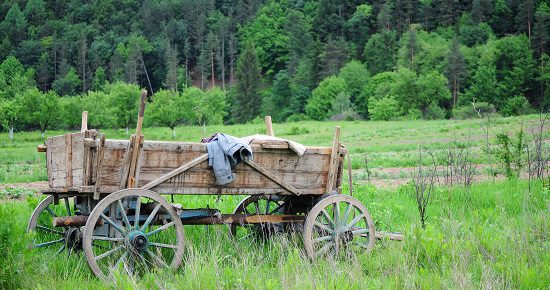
[325, 126, 341, 194]
[265, 116, 274, 136]
[81, 111, 88, 132]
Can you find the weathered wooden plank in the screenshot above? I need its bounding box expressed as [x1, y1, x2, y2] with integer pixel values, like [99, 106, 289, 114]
[325, 126, 340, 194]
[141, 154, 209, 190]
[118, 135, 135, 189]
[93, 134, 106, 200]
[265, 116, 274, 136]
[65, 133, 73, 187]
[244, 159, 301, 195]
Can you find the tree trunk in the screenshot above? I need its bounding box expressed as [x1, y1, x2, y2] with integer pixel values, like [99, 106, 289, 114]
[125, 126, 129, 135]
[221, 37, 225, 90]
[211, 48, 215, 87]
[41, 130, 45, 138]
[202, 122, 206, 134]
[9, 126, 13, 140]
[172, 127, 176, 139]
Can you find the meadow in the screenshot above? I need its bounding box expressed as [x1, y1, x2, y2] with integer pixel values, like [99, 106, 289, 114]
[0, 115, 548, 289]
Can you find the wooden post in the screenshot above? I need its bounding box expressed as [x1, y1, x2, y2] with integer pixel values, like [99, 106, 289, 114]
[127, 89, 147, 188]
[81, 111, 88, 132]
[136, 90, 147, 136]
[265, 116, 274, 136]
[325, 126, 340, 194]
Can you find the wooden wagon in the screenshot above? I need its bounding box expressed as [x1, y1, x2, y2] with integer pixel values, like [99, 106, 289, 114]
[28, 92, 386, 280]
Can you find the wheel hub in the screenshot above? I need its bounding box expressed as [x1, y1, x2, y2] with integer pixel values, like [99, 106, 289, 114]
[127, 230, 148, 250]
[65, 227, 82, 250]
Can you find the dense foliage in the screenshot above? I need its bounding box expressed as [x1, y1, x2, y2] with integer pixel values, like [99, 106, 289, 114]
[0, 0, 549, 133]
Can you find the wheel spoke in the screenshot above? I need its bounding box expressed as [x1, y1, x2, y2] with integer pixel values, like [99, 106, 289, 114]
[36, 225, 64, 235]
[92, 236, 124, 242]
[149, 242, 178, 250]
[95, 245, 124, 261]
[346, 213, 364, 229]
[333, 201, 340, 226]
[111, 252, 128, 273]
[146, 221, 175, 237]
[314, 221, 334, 233]
[134, 196, 141, 229]
[56, 244, 66, 255]
[141, 203, 162, 231]
[100, 213, 126, 234]
[313, 235, 334, 243]
[342, 203, 352, 225]
[315, 241, 334, 258]
[351, 228, 369, 236]
[145, 248, 169, 268]
[118, 200, 132, 229]
[320, 209, 335, 228]
[35, 238, 64, 248]
[46, 206, 57, 217]
[254, 201, 260, 214]
[265, 196, 271, 214]
[268, 202, 285, 215]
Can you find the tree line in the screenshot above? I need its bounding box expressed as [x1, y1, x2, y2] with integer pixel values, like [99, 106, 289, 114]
[0, 0, 549, 134]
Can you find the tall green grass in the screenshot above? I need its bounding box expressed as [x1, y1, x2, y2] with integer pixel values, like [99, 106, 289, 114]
[0, 179, 547, 288]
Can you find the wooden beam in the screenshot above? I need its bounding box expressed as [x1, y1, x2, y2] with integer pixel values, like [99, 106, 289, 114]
[141, 153, 209, 190]
[325, 126, 340, 194]
[264, 115, 274, 136]
[244, 159, 302, 195]
[375, 231, 404, 241]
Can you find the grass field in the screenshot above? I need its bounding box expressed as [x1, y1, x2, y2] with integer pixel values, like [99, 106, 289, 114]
[0, 116, 548, 288]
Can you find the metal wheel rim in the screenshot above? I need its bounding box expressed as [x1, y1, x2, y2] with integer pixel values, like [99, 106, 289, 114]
[303, 195, 375, 259]
[82, 189, 185, 280]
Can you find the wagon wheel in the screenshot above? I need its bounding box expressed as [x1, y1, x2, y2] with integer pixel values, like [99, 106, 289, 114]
[230, 195, 286, 239]
[303, 195, 375, 259]
[82, 189, 185, 280]
[27, 195, 79, 254]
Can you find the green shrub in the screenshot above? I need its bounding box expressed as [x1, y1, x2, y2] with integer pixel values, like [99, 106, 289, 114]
[425, 102, 446, 120]
[452, 102, 497, 119]
[501, 95, 533, 116]
[287, 126, 310, 135]
[368, 95, 400, 121]
[285, 114, 310, 122]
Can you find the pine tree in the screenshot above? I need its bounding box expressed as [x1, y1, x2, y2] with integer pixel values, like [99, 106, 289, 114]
[533, 2, 550, 58]
[445, 37, 466, 108]
[464, 50, 497, 105]
[318, 37, 350, 79]
[405, 26, 419, 71]
[164, 42, 178, 91]
[233, 44, 261, 123]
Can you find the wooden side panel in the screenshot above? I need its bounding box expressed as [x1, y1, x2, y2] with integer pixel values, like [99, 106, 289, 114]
[46, 132, 85, 188]
[94, 140, 334, 195]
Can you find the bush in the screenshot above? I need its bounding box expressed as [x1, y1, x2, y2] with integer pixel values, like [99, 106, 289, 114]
[501, 95, 533, 116]
[452, 102, 497, 119]
[368, 95, 400, 121]
[425, 102, 446, 120]
[286, 114, 310, 122]
[305, 76, 347, 120]
[287, 126, 310, 135]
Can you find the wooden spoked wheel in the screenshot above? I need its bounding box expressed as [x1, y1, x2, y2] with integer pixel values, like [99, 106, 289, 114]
[27, 196, 78, 254]
[303, 195, 375, 259]
[82, 189, 185, 280]
[230, 195, 286, 239]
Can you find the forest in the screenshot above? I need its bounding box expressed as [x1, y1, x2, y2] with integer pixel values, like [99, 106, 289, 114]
[0, 0, 549, 135]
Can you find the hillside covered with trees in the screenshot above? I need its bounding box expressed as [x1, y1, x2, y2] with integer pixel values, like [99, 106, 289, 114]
[0, 0, 549, 135]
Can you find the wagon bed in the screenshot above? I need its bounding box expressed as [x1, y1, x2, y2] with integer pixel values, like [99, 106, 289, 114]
[40, 131, 346, 197]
